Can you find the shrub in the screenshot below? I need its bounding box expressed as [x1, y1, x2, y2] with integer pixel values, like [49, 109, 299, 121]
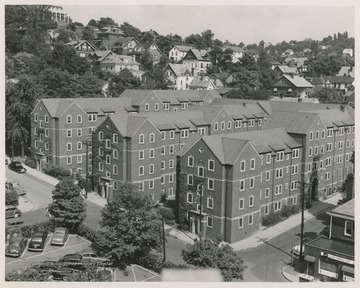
[136, 251, 163, 273]
[177, 222, 189, 231]
[290, 205, 300, 215]
[77, 223, 102, 242]
[161, 261, 190, 270]
[24, 157, 36, 168]
[6, 190, 19, 206]
[43, 165, 71, 180]
[262, 212, 282, 227]
[280, 205, 292, 218]
[160, 207, 175, 221]
[78, 177, 92, 192]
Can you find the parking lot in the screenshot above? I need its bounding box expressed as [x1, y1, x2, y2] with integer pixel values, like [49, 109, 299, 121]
[5, 233, 92, 274]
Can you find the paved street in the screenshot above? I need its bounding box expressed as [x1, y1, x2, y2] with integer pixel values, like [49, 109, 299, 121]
[238, 209, 330, 282]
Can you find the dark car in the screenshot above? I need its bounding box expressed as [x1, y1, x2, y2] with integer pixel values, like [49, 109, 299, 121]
[51, 227, 69, 246]
[32, 261, 59, 273]
[58, 254, 86, 270]
[52, 267, 77, 281]
[5, 205, 22, 219]
[28, 231, 48, 252]
[8, 161, 27, 173]
[5, 235, 27, 257]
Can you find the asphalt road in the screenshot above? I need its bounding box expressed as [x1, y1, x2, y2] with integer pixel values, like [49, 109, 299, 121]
[238, 210, 330, 282]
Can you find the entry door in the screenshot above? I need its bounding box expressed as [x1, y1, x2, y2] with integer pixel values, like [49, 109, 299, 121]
[308, 262, 315, 277]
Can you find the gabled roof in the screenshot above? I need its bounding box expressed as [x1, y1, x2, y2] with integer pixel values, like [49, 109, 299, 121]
[107, 114, 148, 137]
[330, 76, 354, 84]
[274, 75, 313, 88]
[211, 102, 269, 120]
[111, 37, 139, 48]
[90, 50, 113, 62]
[310, 77, 325, 85]
[209, 73, 230, 80]
[306, 109, 354, 127]
[189, 76, 215, 89]
[184, 49, 210, 61]
[269, 97, 319, 104]
[275, 65, 297, 74]
[165, 63, 191, 77]
[173, 45, 193, 52]
[65, 40, 97, 51]
[40, 97, 132, 118]
[327, 198, 354, 219]
[211, 98, 272, 116]
[336, 66, 354, 77]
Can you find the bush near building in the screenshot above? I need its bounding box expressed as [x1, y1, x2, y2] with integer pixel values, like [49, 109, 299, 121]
[6, 190, 19, 206]
[262, 205, 300, 227]
[43, 165, 71, 180]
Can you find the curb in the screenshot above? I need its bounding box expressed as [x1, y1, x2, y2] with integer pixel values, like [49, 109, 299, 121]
[282, 266, 295, 282]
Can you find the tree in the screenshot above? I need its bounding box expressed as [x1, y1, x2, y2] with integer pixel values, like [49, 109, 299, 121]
[5, 267, 52, 281]
[98, 17, 118, 29]
[95, 183, 162, 264]
[185, 33, 205, 49]
[120, 22, 141, 37]
[56, 28, 75, 43]
[140, 51, 154, 71]
[47, 178, 86, 231]
[181, 238, 246, 281]
[6, 190, 19, 206]
[87, 19, 97, 27]
[108, 69, 141, 97]
[201, 29, 214, 48]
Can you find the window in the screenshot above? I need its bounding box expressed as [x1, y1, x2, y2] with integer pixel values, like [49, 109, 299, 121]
[321, 130, 325, 139]
[221, 122, 225, 130]
[291, 181, 297, 191]
[214, 122, 218, 131]
[291, 164, 298, 175]
[275, 184, 282, 195]
[308, 147, 313, 157]
[138, 182, 144, 191]
[339, 127, 344, 135]
[149, 180, 154, 189]
[239, 198, 244, 210]
[67, 142, 72, 151]
[34, 127, 38, 135]
[198, 165, 204, 177]
[113, 165, 118, 175]
[275, 168, 283, 179]
[315, 131, 319, 140]
[34, 113, 38, 122]
[139, 134, 144, 144]
[325, 171, 331, 181]
[208, 159, 215, 171]
[327, 128, 333, 137]
[154, 103, 159, 111]
[337, 155, 343, 164]
[77, 115, 82, 123]
[266, 170, 271, 181]
[106, 155, 110, 164]
[149, 133, 155, 143]
[145, 103, 149, 111]
[169, 159, 174, 169]
[149, 149, 155, 158]
[181, 129, 189, 138]
[309, 131, 313, 141]
[43, 114, 49, 123]
[249, 196, 254, 207]
[66, 115, 72, 124]
[274, 201, 282, 212]
[207, 216, 213, 228]
[169, 130, 175, 139]
[338, 141, 344, 150]
[326, 143, 333, 152]
[67, 156, 72, 165]
[139, 166, 144, 176]
[45, 142, 49, 150]
[207, 197, 214, 209]
[106, 139, 111, 149]
[149, 164, 154, 174]
[181, 102, 188, 109]
[169, 174, 174, 183]
[113, 149, 118, 159]
[264, 204, 269, 215]
[67, 129, 72, 138]
[247, 178, 254, 190]
[276, 151, 284, 162]
[250, 158, 255, 170]
[290, 196, 297, 205]
[161, 131, 166, 140]
[169, 145, 174, 154]
[227, 121, 232, 129]
[235, 120, 242, 128]
[77, 141, 82, 150]
[208, 178, 214, 190]
[39, 134, 43, 142]
[45, 128, 49, 137]
[238, 217, 244, 229]
[88, 114, 97, 122]
[240, 160, 246, 172]
[345, 221, 353, 236]
[99, 147, 103, 156]
[248, 214, 253, 225]
[187, 174, 193, 185]
[265, 188, 270, 198]
[266, 153, 271, 164]
[163, 103, 170, 110]
[198, 127, 206, 135]
[161, 161, 165, 170]
[161, 175, 165, 184]
[99, 131, 104, 141]
[346, 140, 350, 148]
[292, 149, 299, 159]
[161, 146, 165, 155]
[113, 133, 118, 143]
[187, 193, 193, 203]
[320, 145, 324, 154]
[239, 180, 245, 191]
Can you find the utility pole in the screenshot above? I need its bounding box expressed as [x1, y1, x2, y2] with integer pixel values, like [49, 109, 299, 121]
[82, 139, 92, 199]
[197, 160, 206, 243]
[162, 215, 166, 262]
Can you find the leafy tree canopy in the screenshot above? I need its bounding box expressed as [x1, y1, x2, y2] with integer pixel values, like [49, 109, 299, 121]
[120, 22, 141, 37]
[108, 69, 141, 97]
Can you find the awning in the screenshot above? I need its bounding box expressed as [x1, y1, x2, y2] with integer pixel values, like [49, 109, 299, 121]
[341, 265, 354, 274]
[304, 255, 316, 263]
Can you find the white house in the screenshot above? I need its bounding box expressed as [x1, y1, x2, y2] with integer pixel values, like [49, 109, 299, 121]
[222, 45, 244, 63]
[343, 48, 354, 57]
[100, 54, 143, 78]
[182, 49, 212, 76]
[164, 63, 193, 90]
[168, 45, 193, 62]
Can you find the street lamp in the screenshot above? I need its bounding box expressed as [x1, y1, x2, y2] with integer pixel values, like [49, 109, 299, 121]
[296, 181, 311, 263]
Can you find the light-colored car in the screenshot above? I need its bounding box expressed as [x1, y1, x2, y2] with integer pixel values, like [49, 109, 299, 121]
[5, 205, 22, 219]
[6, 181, 26, 196]
[51, 227, 69, 246]
[78, 248, 113, 267]
[292, 244, 305, 256]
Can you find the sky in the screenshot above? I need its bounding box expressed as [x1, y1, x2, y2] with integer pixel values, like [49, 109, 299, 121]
[61, 3, 355, 45]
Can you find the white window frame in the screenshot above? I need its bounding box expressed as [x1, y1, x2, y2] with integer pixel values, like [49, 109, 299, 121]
[250, 158, 255, 170]
[207, 216, 213, 228]
[249, 177, 255, 189]
[249, 195, 254, 207]
[240, 160, 246, 172]
[113, 149, 118, 159]
[149, 164, 154, 174]
[169, 130, 175, 139]
[149, 148, 155, 159]
[67, 142, 72, 151]
[239, 180, 245, 191]
[239, 198, 244, 210]
[139, 166, 144, 176]
[208, 159, 215, 171]
[99, 131, 104, 141]
[66, 115, 72, 124]
[344, 221, 353, 236]
[149, 133, 155, 143]
[67, 156, 72, 165]
[207, 197, 214, 209]
[161, 131, 166, 140]
[139, 134, 144, 144]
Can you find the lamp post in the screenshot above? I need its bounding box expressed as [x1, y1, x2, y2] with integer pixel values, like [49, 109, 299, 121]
[296, 181, 311, 263]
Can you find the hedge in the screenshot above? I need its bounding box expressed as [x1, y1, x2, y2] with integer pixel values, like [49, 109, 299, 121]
[24, 157, 36, 169]
[262, 204, 301, 227]
[43, 165, 71, 180]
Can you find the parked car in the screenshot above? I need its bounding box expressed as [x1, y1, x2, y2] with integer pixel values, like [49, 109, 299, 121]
[6, 181, 26, 196]
[58, 253, 86, 270]
[5, 205, 22, 219]
[28, 231, 48, 252]
[51, 227, 69, 246]
[291, 244, 305, 256]
[32, 261, 59, 273]
[78, 248, 113, 267]
[51, 267, 77, 281]
[5, 235, 27, 257]
[8, 161, 27, 173]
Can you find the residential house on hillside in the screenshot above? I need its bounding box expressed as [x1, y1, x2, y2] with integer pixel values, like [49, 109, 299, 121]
[344, 91, 354, 108]
[97, 25, 125, 50]
[110, 37, 139, 55]
[163, 63, 193, 90]
[141, 71, 156, 86]
[303, 199, 354, 282]
[100, 54, 142, 78]
[342, 48, 353, 58]
[182, 49, 212, 76]
[209, 73, 230, 87]
[273, 65, 298, 77]
[169, 45, 194, 62]
[65, 40, 97, 57]
[88, 50, 113, 64]
[330, 76, 354, 94]
[269, 60, 282, 70]
[177, 128, 303, 243]
[189, 75, 216, 90]
[272, 74, 313, 98]
[49, 6, 70, 28]
[129, 42, 165, 65]
[336, 66, 354, 77]
[222, 46, 245, 63]
[30, 97, 133, 173]
[283, 57, 309, 76]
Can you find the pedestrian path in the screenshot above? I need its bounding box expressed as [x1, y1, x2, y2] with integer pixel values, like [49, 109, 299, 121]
[23, 164, 60, 186]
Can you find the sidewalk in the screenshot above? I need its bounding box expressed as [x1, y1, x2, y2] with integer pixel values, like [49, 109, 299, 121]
[23, 164, 60, 187]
